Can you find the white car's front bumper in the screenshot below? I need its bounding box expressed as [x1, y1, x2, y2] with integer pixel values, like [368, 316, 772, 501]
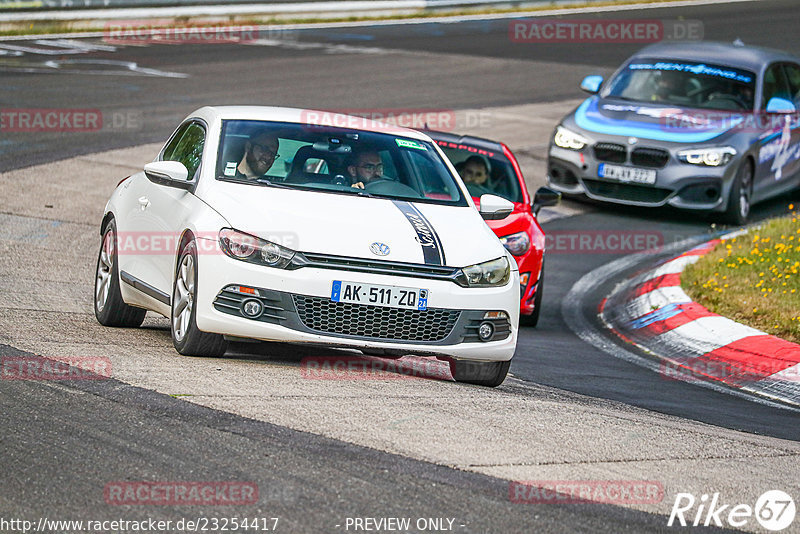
[193, 239, 519, 362]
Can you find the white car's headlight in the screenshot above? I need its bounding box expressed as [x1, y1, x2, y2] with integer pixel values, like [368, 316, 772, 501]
[219, 228, 295, 269]
[677, 146, 737, 167]
[499, 231, 530, 256]
[553, 125, 589, 151]
[456, 257, 511, 288]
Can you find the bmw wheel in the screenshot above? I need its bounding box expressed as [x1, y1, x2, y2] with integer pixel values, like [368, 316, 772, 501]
[722, 159, 753, 226]
[94, 219, 146, 328]
[449, 359, 511, 387]
[171, 240, 228, 357]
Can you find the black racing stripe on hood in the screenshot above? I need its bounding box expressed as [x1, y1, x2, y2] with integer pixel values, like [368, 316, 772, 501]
[391, 200, 446, 266]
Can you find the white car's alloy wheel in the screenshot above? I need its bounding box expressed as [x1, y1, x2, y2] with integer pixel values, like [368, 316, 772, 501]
[172, 253, 195, 343]
[95, 231, 113, 312]
[170, 241, 227, 356]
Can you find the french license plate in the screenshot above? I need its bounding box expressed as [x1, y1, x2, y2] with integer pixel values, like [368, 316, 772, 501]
[331, 281, 428, 311]
[598, 163, 657, 185]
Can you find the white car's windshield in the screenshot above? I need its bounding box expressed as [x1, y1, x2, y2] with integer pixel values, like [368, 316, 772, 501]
[603, 58, 756, 111]
[216, 120, 468, 206]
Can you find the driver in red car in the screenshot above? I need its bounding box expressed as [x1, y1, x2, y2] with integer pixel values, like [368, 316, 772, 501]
[347, 150, 384, 189]
[459, 155, 494, 196]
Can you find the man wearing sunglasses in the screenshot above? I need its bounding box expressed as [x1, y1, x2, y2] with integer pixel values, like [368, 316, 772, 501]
[346, 150, 384, 189]
[236, 130, 280, 179]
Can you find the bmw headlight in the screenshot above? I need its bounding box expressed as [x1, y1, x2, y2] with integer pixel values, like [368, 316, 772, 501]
[677, 147, 736, 167]
[499, 231, 530, 256]
[455, 257, 511, 287]
[219, 228, 295, 269]
[553, 126, 589, 151]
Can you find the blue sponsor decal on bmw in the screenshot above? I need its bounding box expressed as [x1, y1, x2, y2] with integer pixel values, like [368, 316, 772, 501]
[628, 61, 752, 83]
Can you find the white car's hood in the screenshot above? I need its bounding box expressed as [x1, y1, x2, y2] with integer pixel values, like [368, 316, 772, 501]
[203, 182, 506, 268]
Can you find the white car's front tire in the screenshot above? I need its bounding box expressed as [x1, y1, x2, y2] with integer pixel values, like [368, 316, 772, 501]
[449, 359, 511, 387]
[171, 240, 228, 357]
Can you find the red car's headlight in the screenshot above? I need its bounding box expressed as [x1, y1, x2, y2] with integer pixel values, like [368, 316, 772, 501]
[499, 231, 531, 256]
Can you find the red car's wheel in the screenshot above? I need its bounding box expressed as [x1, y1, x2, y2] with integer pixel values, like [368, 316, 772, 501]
[520, 264, 543, 328]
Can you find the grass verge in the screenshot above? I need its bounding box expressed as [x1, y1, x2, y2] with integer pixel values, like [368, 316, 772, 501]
[682, 205, 800, 343]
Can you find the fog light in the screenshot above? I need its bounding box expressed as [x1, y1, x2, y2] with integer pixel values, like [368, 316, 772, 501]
[242, 299, 263, 318]
[478, 321, 494, 341]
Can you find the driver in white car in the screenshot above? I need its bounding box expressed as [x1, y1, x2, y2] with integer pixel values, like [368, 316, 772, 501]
[347, 150, 384, 189]
[236, 130, 280, 179]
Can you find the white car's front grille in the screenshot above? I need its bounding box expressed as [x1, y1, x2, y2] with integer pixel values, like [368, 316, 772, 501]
[292, 295, 460, 342]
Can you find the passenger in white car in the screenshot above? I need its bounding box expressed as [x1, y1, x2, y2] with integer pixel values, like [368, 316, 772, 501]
[236, 130, 280, 179]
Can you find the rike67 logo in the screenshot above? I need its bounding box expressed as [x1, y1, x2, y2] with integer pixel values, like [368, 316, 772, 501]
[668, 490, 795, 531]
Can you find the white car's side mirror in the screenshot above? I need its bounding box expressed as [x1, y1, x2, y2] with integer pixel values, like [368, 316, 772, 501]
[144, 161, 192, 190]
[479, 194, 514, 220]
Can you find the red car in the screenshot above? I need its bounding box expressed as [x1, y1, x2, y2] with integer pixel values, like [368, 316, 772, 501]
[426, 131, 560, 327]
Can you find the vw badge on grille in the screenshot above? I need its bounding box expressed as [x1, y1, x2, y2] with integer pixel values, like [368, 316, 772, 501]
[628, 137, 638, 145]
[369, 242, 390, 256]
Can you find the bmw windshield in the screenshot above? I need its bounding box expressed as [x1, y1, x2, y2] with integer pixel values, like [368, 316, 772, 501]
[216, 120, 468, 206]
[603, 58, 756, 111]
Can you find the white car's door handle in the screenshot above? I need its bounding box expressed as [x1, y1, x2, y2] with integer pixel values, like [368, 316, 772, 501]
[138, 196, 150, 210]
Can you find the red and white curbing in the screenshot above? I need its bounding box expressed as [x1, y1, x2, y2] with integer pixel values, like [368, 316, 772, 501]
[601, 236, 800, 408]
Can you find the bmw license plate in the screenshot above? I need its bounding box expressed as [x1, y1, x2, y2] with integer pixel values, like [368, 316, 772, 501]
[598, 163, 656, 185]
[331, 281, 428, 311]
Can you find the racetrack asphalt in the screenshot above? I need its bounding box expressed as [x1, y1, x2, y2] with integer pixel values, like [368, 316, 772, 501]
[1, 1, 800, 531]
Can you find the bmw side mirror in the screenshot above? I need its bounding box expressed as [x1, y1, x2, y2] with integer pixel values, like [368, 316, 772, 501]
[144, 161, 193, 190]
[479, 194, 514, 220]
[532, 187, 561, 216]
[766, 97, 797, 114]
[580, 75, 604, 94]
